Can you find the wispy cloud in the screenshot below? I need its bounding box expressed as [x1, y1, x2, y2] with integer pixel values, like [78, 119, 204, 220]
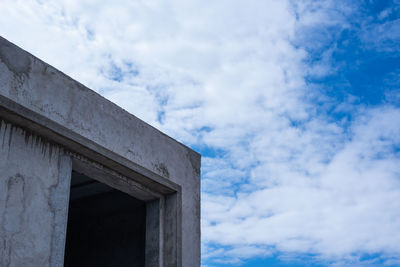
[1, 0, 400, 266]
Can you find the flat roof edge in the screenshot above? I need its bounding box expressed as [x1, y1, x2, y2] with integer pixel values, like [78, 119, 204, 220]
[0, 35, 200, 157]
[0, 36, 201, 185]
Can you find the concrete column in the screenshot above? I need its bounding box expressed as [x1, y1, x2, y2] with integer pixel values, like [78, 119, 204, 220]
[164, 193, 181, 267]
[50, 155, 72, 267]
[0, 120, 72, 267]
[146, 199, 161, 267]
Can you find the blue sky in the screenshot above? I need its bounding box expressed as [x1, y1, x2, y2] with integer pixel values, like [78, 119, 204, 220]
[1, 0, 400, 266]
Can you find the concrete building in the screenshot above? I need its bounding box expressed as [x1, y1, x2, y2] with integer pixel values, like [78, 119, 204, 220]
[0, 36, 200, 267]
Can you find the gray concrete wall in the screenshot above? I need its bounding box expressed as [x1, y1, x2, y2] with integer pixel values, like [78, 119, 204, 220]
[0, 36, 200, 266]
[0, 120, 71, 267]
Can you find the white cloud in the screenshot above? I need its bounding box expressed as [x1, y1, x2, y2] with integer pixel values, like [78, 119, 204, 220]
[1, 0, 399, 266]
[202, 106, 400, 263]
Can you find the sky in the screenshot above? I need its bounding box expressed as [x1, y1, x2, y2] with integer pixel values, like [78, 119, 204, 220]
[1, 0, 400, 266]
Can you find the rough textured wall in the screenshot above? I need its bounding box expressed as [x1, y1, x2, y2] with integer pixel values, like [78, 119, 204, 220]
[0, 120, 71, 267]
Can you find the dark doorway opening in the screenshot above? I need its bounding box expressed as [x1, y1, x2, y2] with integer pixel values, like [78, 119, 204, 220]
[64, 171, 146, 267]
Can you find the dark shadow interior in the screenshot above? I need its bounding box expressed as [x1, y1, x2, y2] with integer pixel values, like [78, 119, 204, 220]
[64, 171, 146, 267]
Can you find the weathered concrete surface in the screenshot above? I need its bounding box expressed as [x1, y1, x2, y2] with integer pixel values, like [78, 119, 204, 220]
[0, 120, 71, 267]
[0, 36, 200, 266]
[146, 200, 161, 267]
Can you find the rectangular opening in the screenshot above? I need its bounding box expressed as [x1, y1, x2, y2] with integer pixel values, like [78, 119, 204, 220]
[64, 171, 147, 266]
[62, 157, 181, 267]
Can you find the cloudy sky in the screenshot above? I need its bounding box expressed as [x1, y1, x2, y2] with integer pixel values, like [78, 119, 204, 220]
[1, 0, 400, 266]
